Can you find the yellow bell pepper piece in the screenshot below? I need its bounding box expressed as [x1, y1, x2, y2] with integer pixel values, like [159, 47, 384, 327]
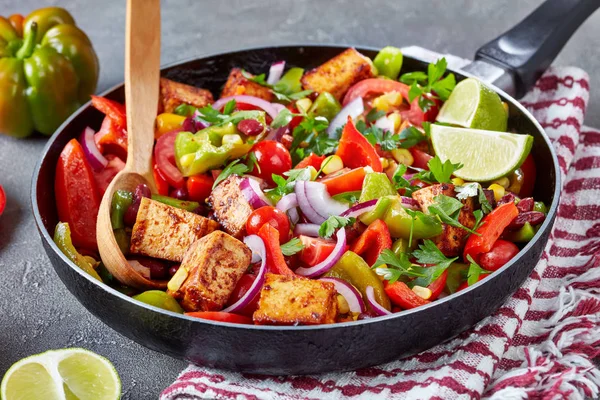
[155, 113, 186, 138]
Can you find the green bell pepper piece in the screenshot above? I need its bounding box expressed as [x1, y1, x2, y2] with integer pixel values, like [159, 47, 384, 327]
[273, 67, 304, 94]
[151, 194, 200, 212]
[53, 222, 102, 281]
[175, 122, 252, 176]
[392, 238, 417, 256]
[324, 251, 391, 311]
[332, 190, 362, 205]
[308, 92, 342, 122]
[533, 201, 547, 214]
[359, 196, 394, 225]
[445, 262, 468, 294]
[503, 222, 536, 243]
[133, 290, 184, 314]
[384, 197, 443, 239]
[111, 190, 133, 230]
[0, 8, 99, 137]
[97, 263, 114, 285]
[373, 46, 403, 80]
[113, 228, 131, 256]
[359, 172, 396, 203]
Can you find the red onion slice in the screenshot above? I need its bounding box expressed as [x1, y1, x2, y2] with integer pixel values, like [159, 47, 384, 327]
[366, 286, 392, 316]
[293, 223, 321, 237]
[340, 199, 378, 219]
[401, 196, 420, 210]
[319, 277, 366, 313]
[212, 95, 278, 119]
[288, 208, 300, 225]
[128, 260, 151, 280]
[295, 181, 326, 224]
[327, 96, 364, 137]
[374, 115, 394, 132]
[222, 235, 266, 313]
[80, 126, 108, 171]
[240, 178, 272, 208]
[295, 228, 346, 278]
[304, 181, 349, 218]
[276, 193, 299, 224]
[155, 129, 185, 188]
[267, 61, 285, 85]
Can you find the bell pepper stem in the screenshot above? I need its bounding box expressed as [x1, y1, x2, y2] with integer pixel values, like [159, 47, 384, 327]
[16, 21, 37, 59]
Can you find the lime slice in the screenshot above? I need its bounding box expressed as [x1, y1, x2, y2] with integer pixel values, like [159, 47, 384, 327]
[430, 124, 533, 182]
[1, 349, 121, 400]
[436, 78, 508, 132]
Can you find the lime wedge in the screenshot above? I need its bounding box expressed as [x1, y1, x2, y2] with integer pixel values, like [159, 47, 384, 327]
[1, 349, 121, 400]
[430, 124, 533, 182]
[436, 77, 508, 132]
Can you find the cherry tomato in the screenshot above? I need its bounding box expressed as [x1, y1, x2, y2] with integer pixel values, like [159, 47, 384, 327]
[298, 235, 337, 266]
[185, 311, 253, 324]
[249, 140, 292, 185]
[226, 274, 259, 317]
[410, 148, 434, 170]
[246, 206, 291, 243]
[519, 154, 537, 198]
[479, 240, 520, 271]
[0, 184, 6, 216]
[187, 174, 214, 203]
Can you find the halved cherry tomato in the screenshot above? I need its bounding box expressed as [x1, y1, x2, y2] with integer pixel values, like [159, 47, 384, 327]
[249, 141, 292, 185]
[519, 154, 536, 198]
[409, 148, 433, 170]
[479, 240, 520, 271]
[384, 281, 430, 310]
[319, 167, 366, 196]
[464, 202, 519, 262]
[247, 206, 291, 243]
[427, 270, 448, 301]
[257, 224, 295, 276]
[336, 117, 382, 172]
[226, 274, 259, 317]
[55, 139, 100, 250]
[298, 235, 337, 267]
[457, 274, 490, 291]
[187, 174, 214, 203]
[350, 220, 392, 266]
[0, 184, 6, 216]
[93, 154, 125, 196]
[91, 95, 127, 131]
[295, 153, 326, 170]
[185, 311, 253, 324]
[153, 163, 170, 196]
[95, 116, 128, 160]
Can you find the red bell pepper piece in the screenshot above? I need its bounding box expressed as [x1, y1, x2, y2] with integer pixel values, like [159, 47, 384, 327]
[427, 270, 448, 301]
[464, 202, 519, 262]
[55, 139, 101, 250]
[95, 116, 128, 161]
[336, 116, 382, 172]
[350, 220, 392, 266]
[295, 153, 326, 170]
[91, 95, 127, 131]
[186, 174, 214, 203]
[257, 224, 295, 276]
[153, 163, 170, 196]
[319, 167, 366, 196]
[384, 281, 430, 310]
[519, 154, 536, 198]
[185, 311, 253, 324]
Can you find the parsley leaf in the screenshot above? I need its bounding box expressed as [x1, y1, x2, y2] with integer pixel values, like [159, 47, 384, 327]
[432, 74, 456, 101]
[478, 185, 493, 214]
[241, 70, 268, 85]
[212, 159, 249, 189]
[241, 69, 313, 103]
[408, 82, 422, 102]
[280, 238, 305, 256]
[398, 126, 427, 149]
[319, 216, 355, 239]
[267, 168, 312, 200]
[222, 99, 237, 115]
[332, 191, 361, 204]
[271, 108, 294, 129]
[366, 108, 386, 123]
[473, 209, 485, 231]
[428, 195, 479, 235]
[428, 57, 448, 86]
[391, 164, 420, 196]
[245, 151, 261, 174]
[363, 126, 401, 151]
[411, 240, 458, 287]
[173, 103, 196, 117]
[290, 115, 334, 165]
[414, 156, 463, 184]
[455, 182, 479, 200]
[400, 57, 457, 111]
[399, 71, 428, 85]
[467, 254, 489, 286]
[372, 249, 425, 283]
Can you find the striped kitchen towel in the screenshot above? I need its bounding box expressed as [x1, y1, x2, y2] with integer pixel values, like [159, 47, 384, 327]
[162, 49, 599, 400]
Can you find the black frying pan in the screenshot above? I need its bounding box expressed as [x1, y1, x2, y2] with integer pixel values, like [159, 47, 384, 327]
[31, 0, 598, 374]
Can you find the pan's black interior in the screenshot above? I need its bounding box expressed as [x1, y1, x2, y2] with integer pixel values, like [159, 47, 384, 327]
[32, 46, 559, 374]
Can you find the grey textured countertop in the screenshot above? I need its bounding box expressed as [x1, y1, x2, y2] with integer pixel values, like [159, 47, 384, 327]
[1, 1, 599, 398]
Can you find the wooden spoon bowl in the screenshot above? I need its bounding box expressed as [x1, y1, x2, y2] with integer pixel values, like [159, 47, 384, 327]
[96, 0, 166, 290]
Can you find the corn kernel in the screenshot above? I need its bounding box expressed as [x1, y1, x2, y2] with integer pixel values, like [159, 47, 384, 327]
[391, 148, 414, 166]
[296, 98, 313, 113]
[307, 166, 318, 180]
[388, 112, 402, 132]
[372, 91, 403, 112]
[451, 177, 465, 186]
[222, 134, 243, 146]
[321, 155, 344, 175]
[488, 183, 506, 202]
[492, 177, 510, 189]
[502, 102, 509, 115]
[380, 157, 390, 170]
[167, 266, 188, 292]
[412, 285, 432, 300]
[155, 113, 186, 138]
[337, 294, 350, 314]
[180, 153, 195, 169]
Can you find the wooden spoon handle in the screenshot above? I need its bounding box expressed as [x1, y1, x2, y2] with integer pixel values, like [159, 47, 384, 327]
[124, 0, 161, 178]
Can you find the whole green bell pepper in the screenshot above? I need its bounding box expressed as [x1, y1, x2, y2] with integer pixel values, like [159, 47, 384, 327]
[0, 7, 99, 137]
[54, 222, 102, 281]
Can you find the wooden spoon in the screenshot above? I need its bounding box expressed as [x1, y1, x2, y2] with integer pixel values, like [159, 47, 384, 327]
[97, 0, 167, 289]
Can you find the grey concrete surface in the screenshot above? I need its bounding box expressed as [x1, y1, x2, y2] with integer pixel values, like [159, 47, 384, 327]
[1, 1, 599, 398]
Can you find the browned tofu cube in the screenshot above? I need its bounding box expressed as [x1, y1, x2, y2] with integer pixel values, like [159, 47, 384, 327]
[253, 274, 338, 325]
[220, 68, 273, 101]
[167, 231, 251, 311]
[130, 197, 219, 262]
[207, 175, 253, 238]
[301, 48, 375, 100]
[412, 183, 476, 257]
[159, 77, 214, 113]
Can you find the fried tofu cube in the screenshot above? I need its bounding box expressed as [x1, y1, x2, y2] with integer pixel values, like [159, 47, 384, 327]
[253, 274, 338, 325]
[130, 197, 219, 262]
[167, 231, 251, 311]
[301, 48, 376, 100]
[220, 68, 273, 101]
[412, 183, 476, 257]
[159, 77, 214, 113]
[207, 175, 253, 238]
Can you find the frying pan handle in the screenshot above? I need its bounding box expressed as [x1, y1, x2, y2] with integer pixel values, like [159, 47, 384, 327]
[474, 0, 599, 98]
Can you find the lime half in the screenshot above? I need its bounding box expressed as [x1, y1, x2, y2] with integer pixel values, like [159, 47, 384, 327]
[436, 77, 508, 132]
[1, 348, 121, 400]
[430, 124, 533, 182]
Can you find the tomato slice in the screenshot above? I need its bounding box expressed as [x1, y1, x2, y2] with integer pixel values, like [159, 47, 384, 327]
[185, 311, 253, 324]
[319, 167, 366, 196]
[93, 154, 125, 197]
[336, 117, 382, 172]
[0, 184, 6, 216]
[298, 235, 337, 267]
[154, 129, 185, 189]
[343, 79, 410, 106]
[91, 95, 127, 130]
[153, 163, 170, 196]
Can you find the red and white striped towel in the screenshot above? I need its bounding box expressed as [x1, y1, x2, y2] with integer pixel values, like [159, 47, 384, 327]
[162, 50, 600, 400]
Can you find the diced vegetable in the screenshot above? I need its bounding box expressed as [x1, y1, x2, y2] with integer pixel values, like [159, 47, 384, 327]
[373, 46, 403, 79]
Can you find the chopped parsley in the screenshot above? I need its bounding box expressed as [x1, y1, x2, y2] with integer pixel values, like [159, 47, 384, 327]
[399, 57, 456, 111]
[318, 216, 355, 239]
[267, 167, 312, 200]
[398, 126, 427, 149]
[391, 164, 421, 196]
[363, 125, 401, 151]
[411, 239, 458, 287]
[413, 156, 463, 184]
[372, 249, 425, 283]
[466, 255, 489, 286]
[212, 159, 249, 189]
[428, 195, 479, 235]
[280, 238, 305, 256]
[478, 185, 493, 214]
[271, 108, 294, 129]
[241, 69, 313, 103]
[366, 108, 386, 123]
[290, 115, 337, 165]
